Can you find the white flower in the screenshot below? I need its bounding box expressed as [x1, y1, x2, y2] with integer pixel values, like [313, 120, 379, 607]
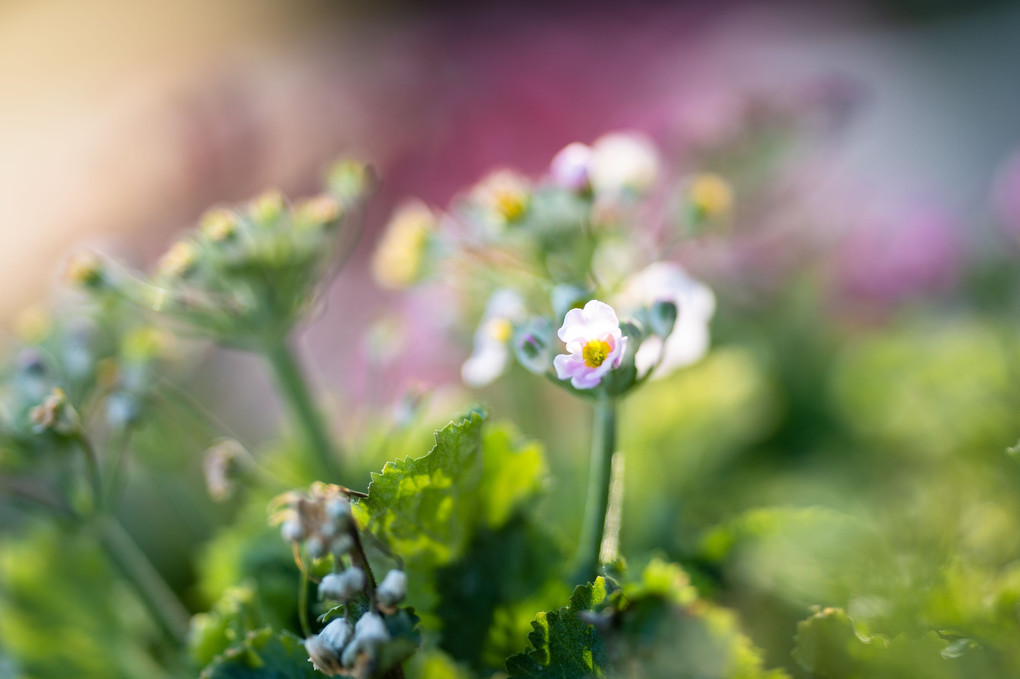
[461, 289, 526, 387]
[553, 300, 628, 390]
[354, 612, 390, 645]
[590, 132, 660, 196]
[550, 142, 593, 192]
[615, 262, 715, 378]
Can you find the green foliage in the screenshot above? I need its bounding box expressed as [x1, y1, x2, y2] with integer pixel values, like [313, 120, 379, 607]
[0, 523, 171, 679]
[199, 628, 318, 679]
[505, 578, 609, 678]
[506, 562, 786, 679]
[358, 411, 566, 671]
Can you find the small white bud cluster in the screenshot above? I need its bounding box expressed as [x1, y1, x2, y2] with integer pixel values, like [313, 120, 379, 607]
[318, 567, 366, 602]
[305, 611, 391, 677]
[273, 484, 356, 562]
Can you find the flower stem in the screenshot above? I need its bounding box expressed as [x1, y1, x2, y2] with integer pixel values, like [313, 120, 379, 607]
[96, 515, 190, 645]
[572, 397, 617, 584]
[298, 567, 312, 638]
[265, 338, 342, 482]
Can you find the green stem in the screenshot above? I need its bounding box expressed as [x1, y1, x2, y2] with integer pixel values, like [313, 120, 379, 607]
[72, 432, 103, 511]
[298, 567, 312, 638]
[96, 516, 190, 645]
[265, 338, 342, 482]
[572, 397, 617, 584]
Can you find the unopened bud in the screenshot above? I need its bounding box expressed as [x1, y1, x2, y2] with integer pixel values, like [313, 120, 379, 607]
[376, 569, 407, 608]
[66, 252, 105, 289]
[319, 618, 354, 651]
[281, 519, 304, 543]
[649, 300, 678, 337]
[250, 190, 285, 225]
[157, 241, 198, 278]
[330, 534, 354, 557]
[306, 536, 326, 560]
[354, 612, 389, 645]
[200, 209, 239, 242]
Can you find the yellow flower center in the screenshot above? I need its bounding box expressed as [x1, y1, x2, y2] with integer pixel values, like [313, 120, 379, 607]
[494, 189, 528, 223]
[488, 318, 513, 343]
[582, 339, 611, 368]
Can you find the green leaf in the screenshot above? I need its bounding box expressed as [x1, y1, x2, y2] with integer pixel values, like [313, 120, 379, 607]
[792, 607, 885, 678]
[199, 628, 318, 679]
[189, 585, 258, 668]
[505, 578, 609, 678]
[434, 513, 566, 670]
[358, 411, 551, 613]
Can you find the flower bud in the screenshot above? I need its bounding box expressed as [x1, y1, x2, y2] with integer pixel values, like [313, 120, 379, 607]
[550, 142, 593, 193]
[319, 618, 353, 651]
[305, 536, 326, 560]
[305, 635, 344, 675]
[249, 190, 285, 225]
[330, 533, 354, 557]
[376, 570, 407, 607]
[200, 209, 239, 242]
[354, 612, 390, 645]
[28, 388, 80, 435]
[66, 252, 105, 289]
[326, 498, 351, 522]
[648, 300, 678, 338]
[514, 319, 554, 375]
[281, 519, 304, 543]
[157, 241, 198, 279]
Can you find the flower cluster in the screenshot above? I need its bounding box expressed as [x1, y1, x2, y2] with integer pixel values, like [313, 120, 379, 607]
[372, 131, 720, 397]
[272, 483, 413, 678]
[78, 160, 374, 349]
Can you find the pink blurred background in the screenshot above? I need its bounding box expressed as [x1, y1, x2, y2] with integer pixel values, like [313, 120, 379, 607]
[3, 0, 1020, 437]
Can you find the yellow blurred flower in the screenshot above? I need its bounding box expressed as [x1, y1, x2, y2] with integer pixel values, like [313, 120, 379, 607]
[372, 199, 435, 290]
[689, 173, 733, 221]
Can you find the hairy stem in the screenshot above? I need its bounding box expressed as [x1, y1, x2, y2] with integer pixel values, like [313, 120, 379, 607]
[96, 516, 190, 644]
[265, 338, 342, 482]
[573, 397, 617, 584]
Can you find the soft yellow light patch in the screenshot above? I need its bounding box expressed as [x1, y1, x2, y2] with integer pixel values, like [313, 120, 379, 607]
[690, 173, 733, 219]
[582, 339, 611, 368]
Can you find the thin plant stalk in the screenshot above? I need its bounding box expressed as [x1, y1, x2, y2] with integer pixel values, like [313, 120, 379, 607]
[96, 516, 191, 645]
[573, 397, 617, 584]
[265, 338, 342, 482]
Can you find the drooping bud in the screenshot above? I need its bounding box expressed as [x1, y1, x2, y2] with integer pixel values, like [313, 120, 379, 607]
[376, 569, 407, 608]
[648, 300, 678, 338]
[281, 519, 304, 543]
[550, 142, 593, 193]
[514, 318, 554, 375]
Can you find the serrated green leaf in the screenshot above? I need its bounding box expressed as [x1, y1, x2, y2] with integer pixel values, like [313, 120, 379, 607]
[200, 628, 318, 679]
[505, 578, 609, 678]
[357, 411, 552, 625]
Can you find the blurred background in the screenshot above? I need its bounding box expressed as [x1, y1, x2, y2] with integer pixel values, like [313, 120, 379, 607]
[4, 0, 1020, 676]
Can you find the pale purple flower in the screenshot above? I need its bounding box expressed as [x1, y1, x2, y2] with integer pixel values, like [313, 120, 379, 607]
[550, 142, 593, 192]
[553, 300, 627, 389]
[615, 262, 715, 378]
